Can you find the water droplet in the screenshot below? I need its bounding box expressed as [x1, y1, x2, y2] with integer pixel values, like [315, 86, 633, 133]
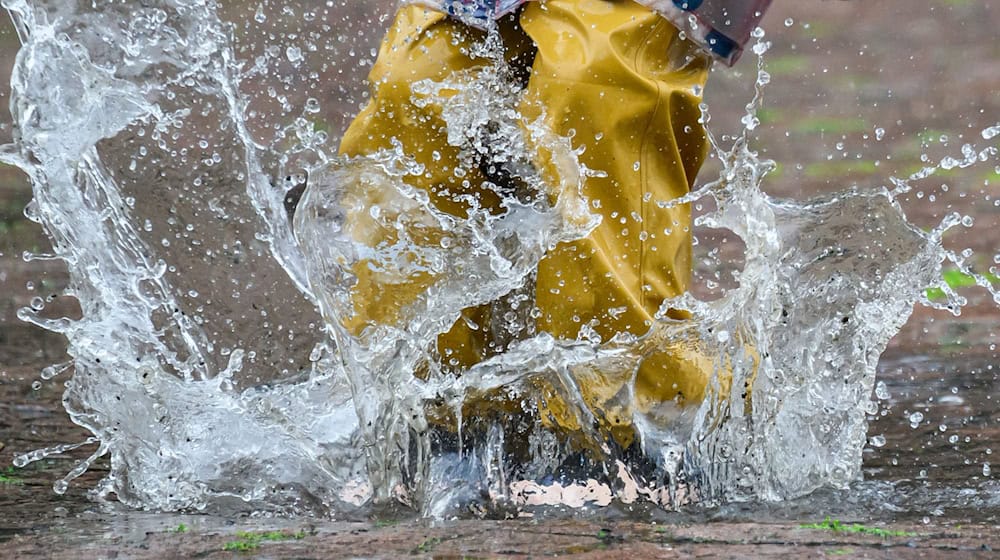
[752, 40, 770, 56]
[784, 18, 794, 27]
[875, 381, 891, 400]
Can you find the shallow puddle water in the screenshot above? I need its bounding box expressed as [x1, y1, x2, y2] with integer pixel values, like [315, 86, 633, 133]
[1, 347, 998, 551]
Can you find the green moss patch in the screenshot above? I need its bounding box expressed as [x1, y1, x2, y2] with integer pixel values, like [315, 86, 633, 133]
[222, 530, 306, 552]
[801, 517, 916, 538]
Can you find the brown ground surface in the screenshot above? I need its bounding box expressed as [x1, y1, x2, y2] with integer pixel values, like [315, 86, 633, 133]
[1, 0, 999, 558]
[3, 517, 998, 559]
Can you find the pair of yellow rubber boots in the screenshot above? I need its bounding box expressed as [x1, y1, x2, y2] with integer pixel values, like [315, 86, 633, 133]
[334, 0, 715, 447]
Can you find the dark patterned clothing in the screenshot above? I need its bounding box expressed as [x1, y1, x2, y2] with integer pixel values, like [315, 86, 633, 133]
[403, 0, 773, 65]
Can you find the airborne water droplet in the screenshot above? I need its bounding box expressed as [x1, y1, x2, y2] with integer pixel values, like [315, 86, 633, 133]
[875, 380, 890, 400]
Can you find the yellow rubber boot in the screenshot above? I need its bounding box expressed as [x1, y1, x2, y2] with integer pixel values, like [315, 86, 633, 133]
[517, 0, 712, 443]
[337, 7, 533, 367]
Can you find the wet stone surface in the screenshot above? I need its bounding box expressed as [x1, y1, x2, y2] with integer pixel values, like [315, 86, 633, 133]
[3, 516, 1000, 559]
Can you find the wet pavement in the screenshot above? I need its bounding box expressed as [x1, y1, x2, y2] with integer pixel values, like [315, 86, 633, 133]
[2, 515, 999, 559]
[1, 0, 999, 557]
[2, 346, 998, 557]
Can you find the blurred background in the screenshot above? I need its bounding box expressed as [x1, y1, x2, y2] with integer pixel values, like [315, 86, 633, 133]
[0, 0, 997, 495]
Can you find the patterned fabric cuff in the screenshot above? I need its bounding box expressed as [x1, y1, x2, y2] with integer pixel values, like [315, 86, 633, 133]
[398, 0, 772, 67]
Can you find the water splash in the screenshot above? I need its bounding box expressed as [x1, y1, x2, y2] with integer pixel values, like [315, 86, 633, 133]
[2, 1, 997, 517]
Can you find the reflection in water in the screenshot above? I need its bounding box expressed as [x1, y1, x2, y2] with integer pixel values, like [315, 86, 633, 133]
[1, 0, 997, 517]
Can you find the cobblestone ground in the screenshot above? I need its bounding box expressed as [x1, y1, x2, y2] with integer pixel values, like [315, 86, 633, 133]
[1, 0, 998, 557]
